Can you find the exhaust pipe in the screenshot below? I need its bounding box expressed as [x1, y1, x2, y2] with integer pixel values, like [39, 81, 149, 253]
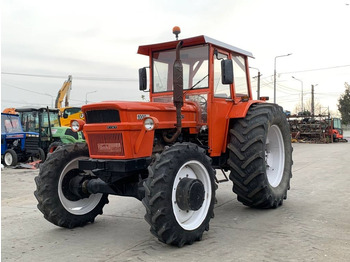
[163, 41, 183, 143]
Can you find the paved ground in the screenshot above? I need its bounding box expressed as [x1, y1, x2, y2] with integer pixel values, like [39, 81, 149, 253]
[1, 139, 350, 262]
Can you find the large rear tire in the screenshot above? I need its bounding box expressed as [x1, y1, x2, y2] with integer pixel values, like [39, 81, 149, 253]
[34, 143, 109, 228]
[143, 143, 216, 247]
[228, 103, 292, 208]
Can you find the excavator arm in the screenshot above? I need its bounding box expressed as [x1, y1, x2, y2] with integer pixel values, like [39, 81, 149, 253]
[55, 75, 72, 108]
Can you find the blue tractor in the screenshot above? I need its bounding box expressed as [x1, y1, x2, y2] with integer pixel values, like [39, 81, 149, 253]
[1, 113, 44, 166]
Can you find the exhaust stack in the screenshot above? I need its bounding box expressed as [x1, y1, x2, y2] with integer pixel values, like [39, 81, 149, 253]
[163, 41, 183, 143]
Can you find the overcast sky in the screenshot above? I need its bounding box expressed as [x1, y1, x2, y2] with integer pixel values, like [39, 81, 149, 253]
[1, 0, 349, 114]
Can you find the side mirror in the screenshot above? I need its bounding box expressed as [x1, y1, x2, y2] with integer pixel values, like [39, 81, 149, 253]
[221, 59, 233, 84]
[63, 113, 68, 119]
[139, 67, 147, 91]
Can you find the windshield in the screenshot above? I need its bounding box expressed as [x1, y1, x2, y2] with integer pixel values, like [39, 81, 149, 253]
[64, 107, 81, 116]
[153, 45, 209, 93]
[41, 111, 60, 128]
[2, 115, 23, 133]
[20, 110, 60, 133]
[20, 112, 37, 132]
[333, 118, 341, 129]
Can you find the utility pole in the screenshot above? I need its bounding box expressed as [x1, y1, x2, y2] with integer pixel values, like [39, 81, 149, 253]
[292, 76, 303, 113]
[328, 106, 330, 118]
[311, 85, 315, 117]
[257, 71, 261, 99]
[249, 67, 261, 99]
[273, 53, 292, 104]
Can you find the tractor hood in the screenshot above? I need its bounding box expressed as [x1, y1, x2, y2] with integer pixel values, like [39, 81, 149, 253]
[81, 101, 198, 113]
[81, 101, 201, 129]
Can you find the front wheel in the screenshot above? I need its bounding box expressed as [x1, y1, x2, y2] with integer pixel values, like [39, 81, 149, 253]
[228, 103, 293, 208]
[143, 143, 216, 247]
[34, 143, 109, 228]
[3, 149, 18, 166]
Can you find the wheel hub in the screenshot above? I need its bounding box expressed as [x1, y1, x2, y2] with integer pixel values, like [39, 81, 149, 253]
[176, 178, 205, 211]
[4, 153, 13, 166]
[62, 171, 91, 201]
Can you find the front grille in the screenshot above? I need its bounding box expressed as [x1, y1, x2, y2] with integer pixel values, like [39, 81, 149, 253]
[85, 110, 120, 124]
[89, 133, 124, 156]
[25, 137, 39, 151]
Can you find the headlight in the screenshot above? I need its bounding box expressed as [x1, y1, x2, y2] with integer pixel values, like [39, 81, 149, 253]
[26, 134, 39, 137]
[70, 119, 85, 132]
[71, 120, 81, 132]
[144, 118, 155, 131]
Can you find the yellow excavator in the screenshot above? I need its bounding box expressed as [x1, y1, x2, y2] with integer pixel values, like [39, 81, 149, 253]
[56, 75, 84, 126]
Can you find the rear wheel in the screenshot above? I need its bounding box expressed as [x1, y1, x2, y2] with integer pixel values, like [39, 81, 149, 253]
[37, 148, 46, 162]
[48, 141, 63, 154]
[143, 143, 216, 247]
[34, 143, 109, 228]
[3, 149, 18, 166]
[228, 103, 292, 208]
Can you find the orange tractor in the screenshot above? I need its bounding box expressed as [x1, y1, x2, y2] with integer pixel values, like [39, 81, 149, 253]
[35, 29, 293, 247]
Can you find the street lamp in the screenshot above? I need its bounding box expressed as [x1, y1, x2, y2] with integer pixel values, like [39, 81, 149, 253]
[44, 93, 54, 108]
[274, 53, 292, 104]
[249, 66, 261, 100]
[292, 76, 304, 113]
[85, 90, 97, 104]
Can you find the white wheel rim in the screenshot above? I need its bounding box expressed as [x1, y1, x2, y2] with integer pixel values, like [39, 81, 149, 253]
[172, 160, 212, 230]
[4, 152, 13, 166]
[265, 125, 285, 187]
[58, 157, 103, 215]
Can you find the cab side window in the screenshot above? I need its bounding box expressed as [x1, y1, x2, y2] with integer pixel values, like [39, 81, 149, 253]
[214, 52, 230, 98]
[232, 55, 248, 97]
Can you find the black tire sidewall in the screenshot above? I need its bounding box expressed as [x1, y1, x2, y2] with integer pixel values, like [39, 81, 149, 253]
[265, 107, 293, 198]
[35, 143, 108, 228]
[144, 143, 215, 246]
[228, 103, 292, 208]
[167, 148, 215, 231]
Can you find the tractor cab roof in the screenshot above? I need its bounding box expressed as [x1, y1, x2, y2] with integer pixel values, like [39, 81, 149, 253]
[137, 35, 254, 58]
[1, 112, 19, 117]
[15, 107, 59, 113]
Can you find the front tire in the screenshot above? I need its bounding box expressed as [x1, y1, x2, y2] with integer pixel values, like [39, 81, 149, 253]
[143, 143, 216, 247]
[3, 149, 18, 166]
[228, 103, 292, 208]
[34, 143, 109, 228]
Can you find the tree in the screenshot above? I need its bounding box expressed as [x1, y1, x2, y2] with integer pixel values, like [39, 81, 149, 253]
[338, 82, 350, 125]
[293, 98, 321, 115]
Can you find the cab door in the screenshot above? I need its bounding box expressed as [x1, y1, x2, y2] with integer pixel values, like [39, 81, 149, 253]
[208, 49, 234, 157]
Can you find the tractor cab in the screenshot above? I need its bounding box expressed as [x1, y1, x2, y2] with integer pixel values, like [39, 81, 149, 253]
[330, 117, 345, 142]
[1, 113, 42, 166]
[16, 107, 84, 155]
[138, 35, 254, 104]
[138, 35, 255, 156]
